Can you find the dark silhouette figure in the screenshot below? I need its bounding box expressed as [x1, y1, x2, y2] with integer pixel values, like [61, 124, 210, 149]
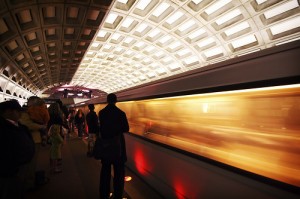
[98, 93, 129, 199]
[0, 100, 35, 199]
[68, 109, 75, 133]
[86, 104, 99, 156]
[75, 109, 85, 138]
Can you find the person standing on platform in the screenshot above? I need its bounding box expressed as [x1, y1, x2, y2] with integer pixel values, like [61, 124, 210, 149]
[19, 97, 49, 189]
[68, 109, 75, 133]
[57, 100, 70, 136]
[47, 102, 68, 138]
[47, 102, 67, 170]
[48, 124, 64, 174]
[86, 104, 99, 157]
[0, 100, 35, 199]
[75, 109, 85, 138]
[98, 93, 129, 199]
[26, 96, 50, 146]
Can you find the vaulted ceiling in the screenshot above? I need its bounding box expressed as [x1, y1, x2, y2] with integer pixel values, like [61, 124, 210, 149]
[0, 0, 300, 101]
[0, 0, 112, 100]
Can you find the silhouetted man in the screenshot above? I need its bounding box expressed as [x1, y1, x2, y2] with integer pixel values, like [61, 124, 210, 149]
[86, 104, 99, 156]
[98, 93, 129, 199]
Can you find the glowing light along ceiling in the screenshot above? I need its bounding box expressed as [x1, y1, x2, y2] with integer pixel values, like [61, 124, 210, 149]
[71, 0, 300, 93]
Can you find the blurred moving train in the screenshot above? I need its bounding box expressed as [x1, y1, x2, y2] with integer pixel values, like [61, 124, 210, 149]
[90, 84, 300, 189]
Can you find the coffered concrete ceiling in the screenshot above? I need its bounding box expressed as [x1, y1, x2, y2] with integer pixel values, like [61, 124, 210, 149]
[0, 0, 113, 99]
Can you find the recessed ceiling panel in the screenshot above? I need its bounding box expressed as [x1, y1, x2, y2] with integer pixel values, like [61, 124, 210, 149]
[71, 0, 300, 94]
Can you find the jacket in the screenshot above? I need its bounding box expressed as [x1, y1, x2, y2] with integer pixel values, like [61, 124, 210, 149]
[0, 116, 35, 177]
[98, 104, 129, 162]
[19, 112, 45, 144]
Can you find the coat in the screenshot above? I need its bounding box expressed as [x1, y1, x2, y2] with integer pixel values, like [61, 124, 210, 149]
[98, 104, 129, 162]
[19, 112, 45, 144]
[0, 116, 35, 177]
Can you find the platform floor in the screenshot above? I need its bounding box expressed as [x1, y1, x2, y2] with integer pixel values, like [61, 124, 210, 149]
[24, 133, 163, 199]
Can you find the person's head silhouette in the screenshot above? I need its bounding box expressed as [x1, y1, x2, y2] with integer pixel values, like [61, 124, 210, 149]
[107, 93, 117, 104]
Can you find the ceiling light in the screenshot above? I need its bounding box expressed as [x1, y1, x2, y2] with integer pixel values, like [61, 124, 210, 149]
[148, 29, 161, 38]
[275, 37, 300, 45]
[136, 0, 152, 10]
[103, 44, 112, 50]
[112, 33, 121, 40]
[192, 0, 203, 5]
[91, 43, 100, 47]
[135, 41, 145, 48]
[157, 68, 166, 75]
[152, 2, 170, 17]
[144, 46, 155, 53]
[153, 51, 164, 58]
[264, 0, 299, 19]
[270, 16, 300, 35]
[169, 63, 181, 70]
[183, 56, 199, 65]
[159, 35, 172, 43]
[97, 30, 106, 37]
[106, 13, 118, 24]
[138, 75, 146, 81]
[188, 29, 206, 40]
[231, 34, 257, 49]
[121, 17, 134, 28]
[161, 56, 172, 64]
[177, 49, 191, 57]
[256, 0, 267, 5]
[117, 0, 128, 3]
[197, 38, 215, 48]
[204, 47, 223, 57]
[166, 11, 184, 25]
[205, 0, 231, 15]
[169, 41, 182, 49]
[123, 37, 134, 44]
[215, 9, 241, 25]
[224, 21, 250, 36]
[147, 72, 156, 78]
[178, 20, 196, 32]
[136, 23, 149, 33]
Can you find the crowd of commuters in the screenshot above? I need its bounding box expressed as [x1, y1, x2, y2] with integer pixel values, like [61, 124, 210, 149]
[0, 93, 129, 199]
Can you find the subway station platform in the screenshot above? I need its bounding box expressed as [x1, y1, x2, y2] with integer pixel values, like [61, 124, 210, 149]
[24, 133, 164, 199]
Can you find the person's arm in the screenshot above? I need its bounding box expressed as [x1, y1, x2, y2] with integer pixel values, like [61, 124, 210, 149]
[121, 112, 129, 133]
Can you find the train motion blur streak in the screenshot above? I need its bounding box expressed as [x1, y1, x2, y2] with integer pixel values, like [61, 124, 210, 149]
[93, 84, 300, 188]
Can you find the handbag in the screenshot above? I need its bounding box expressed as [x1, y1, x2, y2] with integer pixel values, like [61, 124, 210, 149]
[93, 135, 121, 161]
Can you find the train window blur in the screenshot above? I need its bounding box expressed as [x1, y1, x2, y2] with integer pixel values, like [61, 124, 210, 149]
[95, 84, 300, 188]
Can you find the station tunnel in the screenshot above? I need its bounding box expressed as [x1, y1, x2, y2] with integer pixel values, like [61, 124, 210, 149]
[0, 0, 300, 198]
